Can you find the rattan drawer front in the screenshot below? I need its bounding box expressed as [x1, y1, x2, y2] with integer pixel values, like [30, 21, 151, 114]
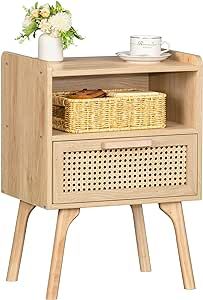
[53, 135, 197, 204]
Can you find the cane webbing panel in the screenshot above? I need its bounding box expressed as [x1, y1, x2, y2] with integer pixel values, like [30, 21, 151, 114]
[62, 145, 187, 193]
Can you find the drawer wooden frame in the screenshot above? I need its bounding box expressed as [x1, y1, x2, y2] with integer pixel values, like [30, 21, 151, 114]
[53, 134, 197, 205]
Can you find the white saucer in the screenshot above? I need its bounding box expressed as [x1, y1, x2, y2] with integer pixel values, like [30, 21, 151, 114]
[116, 51, 171, 64]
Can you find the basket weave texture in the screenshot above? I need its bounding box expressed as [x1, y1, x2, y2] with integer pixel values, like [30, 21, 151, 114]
[52, 90, 166, 133]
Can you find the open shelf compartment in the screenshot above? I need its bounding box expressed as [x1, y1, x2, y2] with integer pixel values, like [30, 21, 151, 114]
[52, 68, 201, 140]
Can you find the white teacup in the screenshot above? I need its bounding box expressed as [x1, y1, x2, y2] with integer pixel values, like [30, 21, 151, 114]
[130, 35, 170, 57]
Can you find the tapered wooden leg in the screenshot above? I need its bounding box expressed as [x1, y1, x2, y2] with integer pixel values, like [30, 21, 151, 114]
[131, 205, 151, 272]
[7, 201, 35, 281]
[46, 208, 80, 300]
[159, 202, 195, 289]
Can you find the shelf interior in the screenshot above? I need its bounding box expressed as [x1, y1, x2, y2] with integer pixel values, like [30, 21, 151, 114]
[52, 67, 200, 141]
[52, 121, 197, 141]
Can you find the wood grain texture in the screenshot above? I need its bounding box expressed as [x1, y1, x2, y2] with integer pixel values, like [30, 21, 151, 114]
[131, 205, 151, 272]
[53, 74, 149, 92]
[52, 121, 197, 141]
[149, 72, 200, 128]
[1, 52, 52, 207]
[101, 139, 152, 149]
[170, 50, 202, 65]
[49, 194, 201, 210]
[53, 134, 197, 205]
[1, 51, 202, 210]
[1, 53, 19, 197]
[7, 201, 35, 281]
[50, 55, 201, 77]
[47, 209, 80, 300]
[149, 63, 202, 202]
[159, 202, 195, 289]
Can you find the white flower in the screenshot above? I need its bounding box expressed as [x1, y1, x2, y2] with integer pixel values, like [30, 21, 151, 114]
[43, 3, 50, 9]
[40, 6, 50, 18]
[50, 30, 60, 38]
[31, 8, 39, 18]
[39, 19, 51, 33]
[49, 12, 72, 32]
[22, 16, 33, 28]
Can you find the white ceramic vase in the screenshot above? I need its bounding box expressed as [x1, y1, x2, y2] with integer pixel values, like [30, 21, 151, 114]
[38, 33, 63, 62]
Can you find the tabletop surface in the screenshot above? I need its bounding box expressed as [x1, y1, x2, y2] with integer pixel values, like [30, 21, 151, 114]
[49, 55, 201, 77]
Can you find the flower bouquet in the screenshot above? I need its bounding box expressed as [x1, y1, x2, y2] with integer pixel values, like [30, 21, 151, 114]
[17, 1, 83, 61]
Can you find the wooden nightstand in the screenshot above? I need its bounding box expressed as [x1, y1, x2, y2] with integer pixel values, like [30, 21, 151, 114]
[2, 51, 202, 299]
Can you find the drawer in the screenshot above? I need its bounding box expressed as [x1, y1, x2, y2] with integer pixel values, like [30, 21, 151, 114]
[53, 134, 197, 204]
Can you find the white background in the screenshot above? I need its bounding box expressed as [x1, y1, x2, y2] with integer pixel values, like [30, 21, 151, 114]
[0, 0, 203, 299]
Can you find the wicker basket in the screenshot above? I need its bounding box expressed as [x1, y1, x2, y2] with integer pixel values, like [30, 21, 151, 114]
[52, 90, 166, 133]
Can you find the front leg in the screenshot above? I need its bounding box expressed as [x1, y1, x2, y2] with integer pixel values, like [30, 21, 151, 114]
[7, 200, 35, 281]
[131, 205, 151, 272]
[46, 208, 80, 300]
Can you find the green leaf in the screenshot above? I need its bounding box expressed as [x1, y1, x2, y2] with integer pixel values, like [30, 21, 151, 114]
[33, 30, 38, 38]
[70, 27, 84, 40]
[22, 5, 28, 12]
[15, 33, 23, 41]
[59, 27, 83, 49]
[35, 2, 38, 8]
[23, 22, 38, 37]
[56, 1, 63, 12]
[50, 5, 55, 14]
[50, 4, 58, 15]
[64, 9, 71, 14]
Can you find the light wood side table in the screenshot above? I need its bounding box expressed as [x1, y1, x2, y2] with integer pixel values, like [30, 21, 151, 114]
[2, 51, 202, 299]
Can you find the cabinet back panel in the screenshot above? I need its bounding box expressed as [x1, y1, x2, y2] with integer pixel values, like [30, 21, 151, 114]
[52, 74, 149, 92]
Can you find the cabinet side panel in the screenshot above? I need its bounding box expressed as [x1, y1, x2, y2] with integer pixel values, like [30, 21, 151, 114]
[1, 53, 52, 207]
[149, 70, 202, 200]
[197, 68, 203, 200]
[2, 54, 19, 197]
